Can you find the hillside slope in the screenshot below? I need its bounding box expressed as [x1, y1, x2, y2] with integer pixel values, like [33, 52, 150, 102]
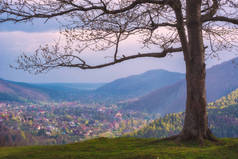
[128, 88, 238, 138]
[125, 57, 238, 114]
[0, 77, 107, 102]
[96, 69, 184, 99]
[0, 79, 49, 102]
[0, 137, 237, 159]
[0, 69, 184, 103]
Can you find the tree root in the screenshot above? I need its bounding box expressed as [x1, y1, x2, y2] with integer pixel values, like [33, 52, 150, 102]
[159, 129, 218, 145]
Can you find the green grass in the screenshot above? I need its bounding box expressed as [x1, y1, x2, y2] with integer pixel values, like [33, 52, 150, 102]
[0, 137, 238, 159]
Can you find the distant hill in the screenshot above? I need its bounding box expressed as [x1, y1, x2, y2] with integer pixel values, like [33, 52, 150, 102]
[3, 56, 237, 106]
[127, 88, 238, 138]
[34, 82, 105, 91]
[0, 70, 184, 103]
[95, 69, 185, 100]
[30, 82, 105, 102]
[124, 57, 238, 115]
[0, 79, 105, 103]
[0, 79, 49, 102]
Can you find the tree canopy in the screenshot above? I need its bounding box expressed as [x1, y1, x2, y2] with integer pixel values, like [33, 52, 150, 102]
[0, 0, 237, 73]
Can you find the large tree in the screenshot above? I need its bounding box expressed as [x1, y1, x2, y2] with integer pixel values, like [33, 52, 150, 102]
[1, 0, 238, 142]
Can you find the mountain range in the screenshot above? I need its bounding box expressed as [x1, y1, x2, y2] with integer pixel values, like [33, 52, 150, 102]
[124, 57, 238, 115]
[95, 69, 185, 101]
[0, 79, 105, 102]
[0, 70, 185, 103]
[1, 57, 238, 116]
[0, 79, 49, 102]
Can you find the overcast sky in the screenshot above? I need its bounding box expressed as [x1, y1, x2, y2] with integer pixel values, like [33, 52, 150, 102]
[0, 20, 237, 83]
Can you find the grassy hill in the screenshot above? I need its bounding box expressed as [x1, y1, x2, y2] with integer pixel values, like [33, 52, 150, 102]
[0, 137, 238, 159]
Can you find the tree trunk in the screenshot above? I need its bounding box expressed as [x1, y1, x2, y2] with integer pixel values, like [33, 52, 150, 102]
[178, 0, 215, 142]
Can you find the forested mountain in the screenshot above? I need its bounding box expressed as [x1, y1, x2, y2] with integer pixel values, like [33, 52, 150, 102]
[0, 78, 106, 103]
[0, 79, 49, 102]
[128, 88, 238, 138]
[34, 83, 105, 91]
[1, 58, 238, 106]
[96, 70, 184, 99]
[0, 70, 184, 103]
[124, 57, 238, 115]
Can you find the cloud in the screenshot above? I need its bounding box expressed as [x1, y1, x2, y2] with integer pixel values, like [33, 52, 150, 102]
[0, 30, 236, 83]
[0, 31, 186, 83]
[0, 31, 60, 54]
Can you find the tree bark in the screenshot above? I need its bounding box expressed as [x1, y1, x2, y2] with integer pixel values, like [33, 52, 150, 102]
[178, 0, 215, 142]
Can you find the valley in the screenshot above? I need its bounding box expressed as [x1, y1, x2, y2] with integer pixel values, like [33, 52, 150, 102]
[0, 102, 154, 146]
[1, 58, 238, 146]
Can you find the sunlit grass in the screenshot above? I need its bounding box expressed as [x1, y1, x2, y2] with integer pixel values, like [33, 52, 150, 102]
[0, 137, 238, 159]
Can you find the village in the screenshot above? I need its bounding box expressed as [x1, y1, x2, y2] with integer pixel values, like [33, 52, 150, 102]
[0, 102, 153, 143]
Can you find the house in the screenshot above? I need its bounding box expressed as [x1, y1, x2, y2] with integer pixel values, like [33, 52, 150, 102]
[115, 112, 122, 118]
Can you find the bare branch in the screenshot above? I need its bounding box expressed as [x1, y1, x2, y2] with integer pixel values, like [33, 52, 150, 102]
[201, 0, 219, 21]
[203, 16, 238, 25]
[78, 47, 183, 69]
[2, 0, 238, 75]
[0, 0, 170, 22]
[14, 46, 182, 74]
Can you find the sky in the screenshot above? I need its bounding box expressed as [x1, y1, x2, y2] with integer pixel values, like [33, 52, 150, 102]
[0, 19, 237, 83]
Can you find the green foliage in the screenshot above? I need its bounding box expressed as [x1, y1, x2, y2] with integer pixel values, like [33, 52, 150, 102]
[208, 88, 238, 108]
[208, 104, 238, 137]
[20, 131, 26, 140]
[0, 137, 237, 159]
[129, 89, 238, 139]
[129, 113, 184, 138]
[129, 104, 238, 138]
